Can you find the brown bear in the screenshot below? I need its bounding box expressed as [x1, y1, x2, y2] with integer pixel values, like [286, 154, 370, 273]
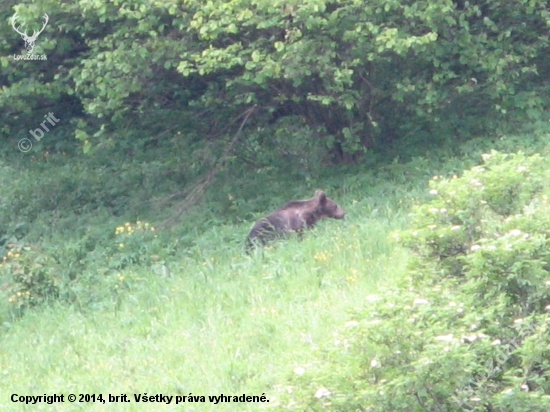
[246, 190, 345, 250]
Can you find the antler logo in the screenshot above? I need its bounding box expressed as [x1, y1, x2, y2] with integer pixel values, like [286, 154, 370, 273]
[11, 12, 49, 54]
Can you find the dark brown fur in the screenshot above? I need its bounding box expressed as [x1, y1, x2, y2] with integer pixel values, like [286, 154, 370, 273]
[246, 190, 345, 250]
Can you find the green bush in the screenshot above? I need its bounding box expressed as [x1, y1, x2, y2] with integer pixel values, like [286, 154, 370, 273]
[109, 220, 163, 269]
[274, 151, 550, 411]
[0, 219, 176, 317]
[400, 151, 545, 277]
[3, 0, 550, 162]
[0, 243, 59, 311]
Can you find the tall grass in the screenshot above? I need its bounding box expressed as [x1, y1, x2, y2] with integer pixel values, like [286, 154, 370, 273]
[2, 122, 548, 410]
[0, 192, 409, 411]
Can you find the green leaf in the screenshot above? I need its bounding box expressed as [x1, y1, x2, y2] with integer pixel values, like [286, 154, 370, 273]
[75, 129, 88, 141]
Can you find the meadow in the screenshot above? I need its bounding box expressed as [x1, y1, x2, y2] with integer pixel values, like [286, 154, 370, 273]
[0, 124, 549, 411]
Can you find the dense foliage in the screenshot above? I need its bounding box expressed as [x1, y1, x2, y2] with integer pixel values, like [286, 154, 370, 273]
[2, 0, 549, 162]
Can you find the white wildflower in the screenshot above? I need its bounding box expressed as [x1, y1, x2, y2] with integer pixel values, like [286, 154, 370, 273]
[314, 388, 331, 399]
[434, 333, 454, 342]
[463, 335, 478, 343]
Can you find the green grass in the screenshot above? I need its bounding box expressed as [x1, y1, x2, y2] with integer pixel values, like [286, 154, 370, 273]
[0, 195, 410, 411]
[2, 122, 549, 411]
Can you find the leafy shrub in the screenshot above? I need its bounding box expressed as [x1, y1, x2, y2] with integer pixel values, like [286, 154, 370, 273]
[0, 243, 60, 311]
[400, 151, 545, 276]
[108, 220, 163, 269]
[0, 219, 176, 317]
[274, 151, 550, 411]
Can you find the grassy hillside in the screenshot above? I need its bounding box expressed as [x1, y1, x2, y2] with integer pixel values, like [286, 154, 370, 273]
[0, 189, 409, 411]
[0, 230, 407, 411]
[0, 122, 549, 410]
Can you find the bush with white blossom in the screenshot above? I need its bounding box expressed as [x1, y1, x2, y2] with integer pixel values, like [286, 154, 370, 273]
[274, 151, 550, 411]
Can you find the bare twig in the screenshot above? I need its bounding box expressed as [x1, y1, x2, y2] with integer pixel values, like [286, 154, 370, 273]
[156, 105, 257, 228]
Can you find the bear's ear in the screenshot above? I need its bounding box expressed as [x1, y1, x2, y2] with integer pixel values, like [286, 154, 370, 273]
[315, 190, 327, 205]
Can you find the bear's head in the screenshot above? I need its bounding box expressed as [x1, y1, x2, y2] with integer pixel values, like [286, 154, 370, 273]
[315, 190, 345, 219]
